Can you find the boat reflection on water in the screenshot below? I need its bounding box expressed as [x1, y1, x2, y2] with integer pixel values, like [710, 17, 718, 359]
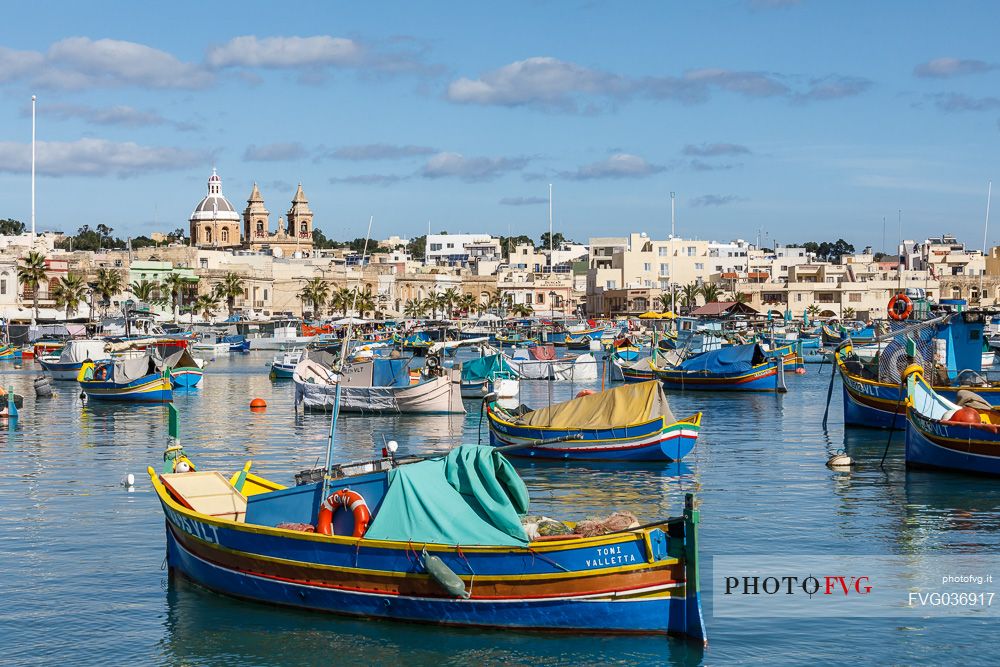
[293, 410, 468, 460]
[903, 470, 1000, 547]
[161, 575, 706, 667]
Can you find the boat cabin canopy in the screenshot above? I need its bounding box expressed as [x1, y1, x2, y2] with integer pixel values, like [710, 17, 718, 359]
[514, 380, 674, 429]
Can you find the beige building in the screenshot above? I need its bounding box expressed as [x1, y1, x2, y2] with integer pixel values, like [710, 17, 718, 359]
[243, 182, 315, 257]
[189, 169, 242, 249]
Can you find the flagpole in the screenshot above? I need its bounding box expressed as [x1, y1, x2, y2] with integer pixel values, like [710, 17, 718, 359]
[31, 95, 36, 241]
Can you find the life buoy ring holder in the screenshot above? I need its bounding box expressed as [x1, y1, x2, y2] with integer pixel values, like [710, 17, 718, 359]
[317, 489, 371, 537]
[888, 293, 913, 321]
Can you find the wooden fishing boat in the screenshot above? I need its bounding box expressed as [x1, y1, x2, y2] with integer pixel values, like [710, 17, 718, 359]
[148, 441, 706, 642]
[293, 355, 465, 414]
[610, 356, 657, 383]
[566, 336, 592, 351]
[78, 352, 173, 402]
[610, 336, 641, 361]
[766, 342, 804, 372]
[0, 344, 22, 360]
[904, 366, 1000, 475]
[164, 349, 205, 388]
[39, 339, 112, 380]
[821, 324, 844, 346]
[0, 387, 22, 420]
[487, 381, 701, 462]
[654, 343, 786, 392]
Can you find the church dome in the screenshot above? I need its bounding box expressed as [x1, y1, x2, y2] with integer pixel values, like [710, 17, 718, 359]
[190, 168, 240, 223]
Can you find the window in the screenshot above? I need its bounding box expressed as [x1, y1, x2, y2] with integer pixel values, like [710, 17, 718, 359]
[716, 265, 723, 271]
[0, 279, 5, 295]
[659, 247, 668, 256]
[659, 263, 669, 275]
[430, 243, 443, 251]
[849, 293, 861, 302]
[644, 279, 652, 287]
[257, 221, 264, 232]
[204, 226, 212, 243]
[221, 228, 229, 243]
[643, 263, 652, 271]
[526, 294, 533, 304]
[606, 280, 617, 290]
[695, 263, 704, 270]
[446, 243, 454, 249]
[660, 280, 669, 290]
[537, 293, 545, 304]
[263, 289, 269, 300]
[796, 294, 802, 302]
[687, 247, 696, 256]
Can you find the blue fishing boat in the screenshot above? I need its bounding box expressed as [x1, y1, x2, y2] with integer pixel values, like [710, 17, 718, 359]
[164, 349, 205, 388]
[223, 335, 251, 352]
[904, 366, 1000, 475]
[487, 381, 701, 462]
[654, 343, 786, 392]
[610, 356, 657, 382]
[148, 441, 706, 642]
[269, 349, 303, 379]
[39, 339, 113, 380]
[79, 352, 173, 402]
[837, 312, 1000, 429]
[0, 344, 22, 360]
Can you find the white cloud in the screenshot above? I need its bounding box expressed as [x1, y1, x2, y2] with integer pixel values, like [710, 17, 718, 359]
[329, 173, 408, 186]
[243, 142, 308, 161]
[0, 138, 208, 177]
[39, 37, 212, 89]
[499, 196, 548, 206]
[683, 143, 752, 157]
[0, 46, 44, 83]
[914, 57, 996, 79]
[559, 153, 665, 180]
[421, 152, 530, 182]
[206, 35, 361, 69]
[324, 143, 436, 160]
[691, 194, 746, 207]
[446, 57, 630, 110]
[36, 103, 197, 131]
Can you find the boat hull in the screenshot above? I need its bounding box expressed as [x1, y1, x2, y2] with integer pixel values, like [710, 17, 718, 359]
[656, 361, 782, 392]
[905, 407, 1000, 476]
[40, 359, 109, 381]
[81, 372, 173, 402]
[488, 406, 701, 462]
[269, 363, 295, 379]
[295, 374, 465, 414]
[153, 482, 705, 642]
[169, 367, 204, 388]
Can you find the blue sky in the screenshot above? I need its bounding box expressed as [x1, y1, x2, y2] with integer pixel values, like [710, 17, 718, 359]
[1, 0, 999, 251]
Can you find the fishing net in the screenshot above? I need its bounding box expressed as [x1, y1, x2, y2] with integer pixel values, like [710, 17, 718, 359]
[875, 319, 940, 384]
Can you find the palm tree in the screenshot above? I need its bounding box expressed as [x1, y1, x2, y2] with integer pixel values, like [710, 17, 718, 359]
[457, 293, 477, 316]
[806, 304, 821, 320]
[17, 250, 47, 323]
[130, 279, 159, 303]
[510, 303, 534, 317]
[94, 268, 124, 316]
[657, 293, 673, 313]
[441, 287, 462, 318]
[699, 283, 722, 303]
[403, 298, 426, 318]
[354, 286, 377, 318]
[193, 293, 220, 322]
[679, 283, 700, 311]
[298, 277, 330, 319]
[213, 272, 245, 319]
[485, 291, 504, 314]
[842, 306, 856, 320]
[424, 292, 442, 319]
[162, 273, 190, 324]
[731, 292, 750, 305]
[330, 287, 354, 316]
[50, 273, 88, 319]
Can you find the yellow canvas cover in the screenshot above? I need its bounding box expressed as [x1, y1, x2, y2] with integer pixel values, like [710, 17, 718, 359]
[515, 380, 674, 429]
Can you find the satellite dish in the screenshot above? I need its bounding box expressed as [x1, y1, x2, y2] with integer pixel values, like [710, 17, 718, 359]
[272, 246, 283, 258]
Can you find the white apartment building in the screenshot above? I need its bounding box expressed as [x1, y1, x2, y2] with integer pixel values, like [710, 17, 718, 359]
[426, 234, 502, 267]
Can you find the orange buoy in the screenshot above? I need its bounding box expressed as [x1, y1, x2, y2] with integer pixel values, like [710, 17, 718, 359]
[575, 389, 596, 398]
[250, 398, 267, 409]
[794, 367, 807, 375]
[947, 407, 981, 424]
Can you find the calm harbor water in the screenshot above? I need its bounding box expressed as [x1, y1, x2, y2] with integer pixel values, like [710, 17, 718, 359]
[2, 352, 999, 665]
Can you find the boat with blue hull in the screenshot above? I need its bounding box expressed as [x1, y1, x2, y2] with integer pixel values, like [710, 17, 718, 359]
[39, 339, 113, 380]
[164, 349, 205, 388]
[654, 343, 786, 392]
[837, 312, 1000, 429]
[79, 353, 173, 402]
[487, 381, 701, 462]
[904, 367, 1000, 476]
[148, 443, 706, 643]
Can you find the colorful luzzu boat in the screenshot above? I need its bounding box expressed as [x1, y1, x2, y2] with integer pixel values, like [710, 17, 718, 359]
[765, 341, 804, 372]
[164, 349, 205, 388]
[149, 442, 707, 643]
[904, 366, 1000, 476]
[39, 339, 112, 380]
[79, 353, 173, 402]
[0, 344, 22, 360]
[836, 313, 1000, 429]
[487, 381, 701, 462]
[654, 343, 786, 392]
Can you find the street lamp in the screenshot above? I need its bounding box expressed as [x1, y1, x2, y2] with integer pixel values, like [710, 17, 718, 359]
[548, 290, 556, 325]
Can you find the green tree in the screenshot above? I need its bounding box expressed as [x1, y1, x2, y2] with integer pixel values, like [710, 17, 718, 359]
[403, 298, 426, 318]
[679, 283, 701, 311]
[806, 304, 821, 318]
[298, 277, 331, 317]
[842, 306, 856, 320]
[539, 231, 567, 249]
[699, 283, 721, 303]
[510, 303, 534, 317]
[50, 273, 88, 319]
[353, 287, 377, 318]
[457, 292, 478, 316]
[406, 235, 427, 261]
[162, 273, 190, 324]
[17, 250, 48, 322]
[213, 272, 245, 319]
[441, 287, 462, 317]
[94, 268, 125, 316]
[131, 279, 159, 303]
[657, 292, 674, 313]
[731, 292, 750, 305]
[0, 218, 26, 235]
[193, 293, 220, 322]
[330, 286, 354, 316]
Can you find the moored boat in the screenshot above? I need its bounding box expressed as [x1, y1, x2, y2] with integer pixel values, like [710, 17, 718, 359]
[148, 442, 706, 642]
[487, 380, 701, 462]
[654, 343, 786, 392]
[39, 339, 112, 380]
[79, 352, 173, 402]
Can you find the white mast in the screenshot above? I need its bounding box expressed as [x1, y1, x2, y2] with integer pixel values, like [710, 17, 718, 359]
[981, 180, 992, 304]
[670, 191, 676, 313]
[31, 95, 36, 241]
[548, 183, 553, 262]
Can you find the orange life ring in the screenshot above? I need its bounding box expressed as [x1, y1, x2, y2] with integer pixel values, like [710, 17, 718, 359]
[887, 293, 912, 321]
[317, 489, 371, 537]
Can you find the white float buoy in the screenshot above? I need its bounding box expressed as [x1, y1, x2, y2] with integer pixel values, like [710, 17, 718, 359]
[827, 452, 854, 468]
[387, 440, 399, 453]
[121, 473, 135, 487]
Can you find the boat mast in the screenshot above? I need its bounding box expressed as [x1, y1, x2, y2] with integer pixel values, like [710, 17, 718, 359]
[31, 95, 36, 242]
[981, 180, 992, 305]
[670, 192, 676, 313]
[319, 215, 375, 503]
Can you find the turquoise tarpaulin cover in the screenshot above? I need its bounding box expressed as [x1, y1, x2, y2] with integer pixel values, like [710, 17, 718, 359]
[372, 358, 410, 387]
[364, 444, 530, 546]
[460, 353, 512, 383]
